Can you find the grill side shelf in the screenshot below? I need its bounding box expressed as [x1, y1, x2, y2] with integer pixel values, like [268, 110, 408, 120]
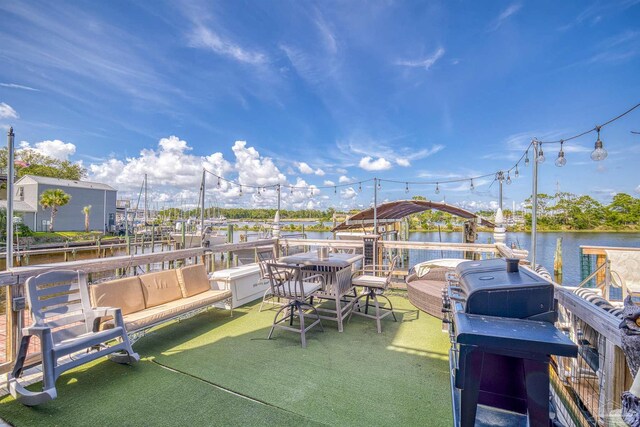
[453, 312, 578, 358]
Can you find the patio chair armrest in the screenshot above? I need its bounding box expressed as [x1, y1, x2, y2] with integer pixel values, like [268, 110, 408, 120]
[21, 325, 51, 337]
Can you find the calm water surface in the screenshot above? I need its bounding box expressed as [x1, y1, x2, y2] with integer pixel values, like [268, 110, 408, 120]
[297, 230, 640, 285]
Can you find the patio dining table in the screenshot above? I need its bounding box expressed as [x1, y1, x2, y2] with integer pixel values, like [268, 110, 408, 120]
[278, 251, 364, 332]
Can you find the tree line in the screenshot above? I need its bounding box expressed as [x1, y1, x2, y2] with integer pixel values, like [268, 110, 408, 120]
[476, 192, 640, 231]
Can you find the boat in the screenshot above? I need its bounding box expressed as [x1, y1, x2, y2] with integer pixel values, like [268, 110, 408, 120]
[170, 221, 227, 248]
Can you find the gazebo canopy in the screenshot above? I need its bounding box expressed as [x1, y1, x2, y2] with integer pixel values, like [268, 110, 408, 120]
[332, 199, 495, 231]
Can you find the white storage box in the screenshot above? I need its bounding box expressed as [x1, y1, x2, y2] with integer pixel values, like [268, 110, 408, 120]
[209, 264, 265, 308]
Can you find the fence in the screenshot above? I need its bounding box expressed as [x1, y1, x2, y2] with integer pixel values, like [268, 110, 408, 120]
[554, 284, 632, 426]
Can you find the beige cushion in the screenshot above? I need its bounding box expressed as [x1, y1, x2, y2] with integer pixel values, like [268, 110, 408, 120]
[352, 275, 388, 289]
[123, 289, 232, 331]
[90, 276, 145, 315]
[177, 264, 211, 297]
[139, 270, 183, 308]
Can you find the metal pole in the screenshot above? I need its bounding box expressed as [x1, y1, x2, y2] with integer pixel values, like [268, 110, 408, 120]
[273, 184, 281, 239]
[6, 127, 15, 269]
[531, 140, 539, 268]
[373, 177, 378, 234]
[498, 173, 503, 211]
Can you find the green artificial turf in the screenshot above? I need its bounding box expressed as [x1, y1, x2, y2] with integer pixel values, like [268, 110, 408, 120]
[0, 293, 452, 427]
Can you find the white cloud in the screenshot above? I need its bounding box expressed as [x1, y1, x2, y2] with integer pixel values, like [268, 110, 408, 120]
[189, 26, 266, 65]
[487, 3, 522, 32]
[297, 162, 314, 174]
[315, 168, 325, 176]
[0, 102, 19, 119]
[233, 140, 286, 188]
[396, 47, 445, 70]
[359, 156, 392, 171]
[341, 187, 358, 200]
[19, 139, 76, 161]
[338, 175, 351, 184]
[0, 83, 38, 91]
[396, 158, 411, 167]
[323, 180, 335, 186]
[635, 185, 640, 194]
[89, 135, 233, 198]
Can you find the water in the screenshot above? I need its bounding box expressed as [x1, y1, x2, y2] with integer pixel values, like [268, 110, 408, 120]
[296, 230, 640, 285]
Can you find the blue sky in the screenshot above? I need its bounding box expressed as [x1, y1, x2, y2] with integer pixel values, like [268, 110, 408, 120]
[0, 1, 639, 211]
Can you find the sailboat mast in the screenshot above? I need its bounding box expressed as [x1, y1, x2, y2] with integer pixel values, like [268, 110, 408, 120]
[200, 169, 206, 236]
[144, 173, 148, 226]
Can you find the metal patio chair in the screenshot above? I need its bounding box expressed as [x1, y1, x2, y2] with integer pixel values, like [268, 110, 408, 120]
[258, 250, 291, 311]
[348, 256, 399, 333]
[7, 270, 139, 406]
[266, 263, 324, 348]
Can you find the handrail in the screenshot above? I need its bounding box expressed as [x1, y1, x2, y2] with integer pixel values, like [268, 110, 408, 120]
[0, 248, 207, 286]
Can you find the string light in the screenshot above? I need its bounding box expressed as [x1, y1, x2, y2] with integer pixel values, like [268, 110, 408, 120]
[198, 102, 639, 204]
[555, 140, 566, 167]
[334, 186, 337, 194]
[591, 126, 608, 161]
[537, 142, 545, 164]
[239, 185, 243, 197]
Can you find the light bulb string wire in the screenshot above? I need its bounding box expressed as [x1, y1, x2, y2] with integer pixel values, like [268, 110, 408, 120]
[202, 100, 638, 195]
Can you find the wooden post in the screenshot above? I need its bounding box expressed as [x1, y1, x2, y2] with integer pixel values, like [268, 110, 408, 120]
[554, 237, 563, 284]
[596, 254, 607, 287]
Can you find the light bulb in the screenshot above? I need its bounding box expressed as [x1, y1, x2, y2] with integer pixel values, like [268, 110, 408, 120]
[537, 144, 545, 164]
[334, 186, 337, 194]
[556, 142, 566, 167]
[514, 165, 519, 178]
[217, 177, 221, 188]
[591, 131, 607, 161]
[239, 186, 243, 196]
[377, 181, 381, 190]
[470, 179, 475, 192]
[506, 172, 512, 185]
[524, 151, 530, 166]
[435, 183, 440, 194]
[405, 182, 409, 193]
[358, 182, 362, 192]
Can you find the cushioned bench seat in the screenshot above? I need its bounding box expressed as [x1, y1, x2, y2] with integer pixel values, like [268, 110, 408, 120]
[89, 264, 232, 336]
[122, 288, 232, 331]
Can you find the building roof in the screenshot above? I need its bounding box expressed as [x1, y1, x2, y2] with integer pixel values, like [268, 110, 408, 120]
[0, 199, 37, 212]
[332, 199, 496, 231]
[16, 175, 116, 191]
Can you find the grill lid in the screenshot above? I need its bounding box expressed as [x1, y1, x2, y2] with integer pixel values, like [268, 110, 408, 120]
[455, 259, 554, 319]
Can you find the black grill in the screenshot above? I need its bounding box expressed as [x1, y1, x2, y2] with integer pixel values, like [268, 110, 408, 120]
[443, 259, 577, 427]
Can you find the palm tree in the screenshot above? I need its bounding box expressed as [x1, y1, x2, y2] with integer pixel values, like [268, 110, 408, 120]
[82, 205, 92, 232]
[39, 189, 71, 232]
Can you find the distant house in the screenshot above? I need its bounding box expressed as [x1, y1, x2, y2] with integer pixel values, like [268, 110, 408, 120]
[0, 175, 117, 232]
